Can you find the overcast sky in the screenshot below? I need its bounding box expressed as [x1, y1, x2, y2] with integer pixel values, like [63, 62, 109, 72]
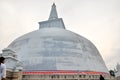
[0, 0, 120, 70]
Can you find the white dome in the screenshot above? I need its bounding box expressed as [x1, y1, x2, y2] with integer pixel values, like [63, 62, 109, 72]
[8, 28, 108, 73]
[7, 3, 108, 73]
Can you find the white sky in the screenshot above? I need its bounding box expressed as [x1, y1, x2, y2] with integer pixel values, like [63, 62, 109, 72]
[0, 0, 120, 70]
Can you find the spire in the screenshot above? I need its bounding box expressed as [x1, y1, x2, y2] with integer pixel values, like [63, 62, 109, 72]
[39, 3, 65, 29]
[48, 3, 58, 20]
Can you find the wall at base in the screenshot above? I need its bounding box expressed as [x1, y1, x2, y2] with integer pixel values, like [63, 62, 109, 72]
[6, 70, 22, 80]
[22, 74, 113, 80]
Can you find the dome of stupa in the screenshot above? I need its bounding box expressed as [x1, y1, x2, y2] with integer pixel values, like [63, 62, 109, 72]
[7, 3, 108, 73]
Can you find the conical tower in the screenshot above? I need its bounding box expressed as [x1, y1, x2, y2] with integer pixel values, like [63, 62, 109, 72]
[49, 3, 58, 20]
[39, 3, 65, 29]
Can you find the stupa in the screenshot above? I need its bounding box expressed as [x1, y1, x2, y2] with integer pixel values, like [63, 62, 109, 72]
[2, 3, 111, 80]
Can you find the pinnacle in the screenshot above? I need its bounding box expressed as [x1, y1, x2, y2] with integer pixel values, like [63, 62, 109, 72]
[48, 3, 58, 20]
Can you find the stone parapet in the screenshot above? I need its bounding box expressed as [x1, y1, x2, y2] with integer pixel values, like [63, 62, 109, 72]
[6, 70, 22, 80]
